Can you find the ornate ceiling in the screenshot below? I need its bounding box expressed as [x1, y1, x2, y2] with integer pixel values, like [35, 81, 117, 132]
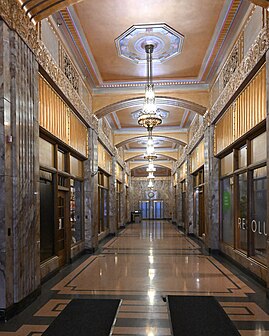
[18, 0, 257, 176]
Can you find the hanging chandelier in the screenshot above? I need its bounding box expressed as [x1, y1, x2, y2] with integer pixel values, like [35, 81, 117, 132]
[144, 128, 157, 161]
[137, 44, 162, 130]
[147, 180, 154, 189]
[147, 162, 156, 172]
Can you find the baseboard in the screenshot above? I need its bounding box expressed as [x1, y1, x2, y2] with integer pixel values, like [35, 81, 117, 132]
[85, 247, 95, 254]
[0, 286, 41, 322]
[218, 250, 266, 287]
[70, 250, 85, 263]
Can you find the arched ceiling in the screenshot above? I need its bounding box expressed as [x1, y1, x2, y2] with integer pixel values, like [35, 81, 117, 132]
[115, 135, 187, 149]
[95, 97, 207, 119]
[18, 0, 254, 178]
[126, 153, 177, 162]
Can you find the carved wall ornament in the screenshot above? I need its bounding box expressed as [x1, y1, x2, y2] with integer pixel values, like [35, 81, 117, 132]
[98, 127, 115, 156]
[0, 0, 94, 131]
[210, 27, 269, 123]
[60, 47, 80, 93]
[222, 42, 240, 89]
[0, 0, 39, 53]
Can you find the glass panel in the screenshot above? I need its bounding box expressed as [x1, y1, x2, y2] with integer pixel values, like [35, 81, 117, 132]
[103, 189, 109, 230]
[193, 188, 199, 234]
[250, 166, 267, 263]
[103, 175, 109, 188]
[70, 156, 83, 177]
[58, 150, 66, 172]
[238, 145, 247, 169]
[222, 177, 234, 245]
[236, 172, 248, 252]
[40, 177, 54, 262]
[39, 138, 54, 168]
[251, 132, 266, 163]
[221, 152, 233, 176]
[98, 187, 103, 233]
[70, 179, 83, 245]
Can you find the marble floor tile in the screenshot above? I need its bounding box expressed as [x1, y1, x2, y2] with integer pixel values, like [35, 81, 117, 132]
[0, 220, 268, 336]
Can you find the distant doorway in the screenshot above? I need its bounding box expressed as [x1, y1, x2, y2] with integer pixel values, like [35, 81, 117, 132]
[139, 200, 164, 219]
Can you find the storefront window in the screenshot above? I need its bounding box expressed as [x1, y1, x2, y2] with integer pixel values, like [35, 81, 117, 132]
[250, 166, 267, 262]
[222, 177, 233, 246]
[98, 170, 109, 234]
[40, 172, 55, 262]
[70, 179, 83, 244]
[236, 172, 247, 252]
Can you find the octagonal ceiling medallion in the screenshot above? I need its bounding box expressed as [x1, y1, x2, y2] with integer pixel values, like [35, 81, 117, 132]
[115, 23, 184, 64]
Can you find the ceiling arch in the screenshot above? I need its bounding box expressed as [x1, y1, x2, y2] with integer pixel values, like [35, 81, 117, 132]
[115, 135, 187, 148]
[95, 96, 207, 119]
[126, 153, 177, 162]
[19, 0, 83, 22]
[130, 162, 172, 170]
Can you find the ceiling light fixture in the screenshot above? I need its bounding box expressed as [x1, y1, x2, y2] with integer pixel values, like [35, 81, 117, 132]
[148, 180, 154, 188]
[147, 162, 156, 172]
[144, 129, 157, 161]
[137, 44, 162, 130]
[147, 172, 155, 179]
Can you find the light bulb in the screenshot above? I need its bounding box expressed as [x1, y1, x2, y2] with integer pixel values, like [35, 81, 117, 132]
[148, 180, 154, 188]
[147, 162, 156, 172]
[147, 172, 155, 179]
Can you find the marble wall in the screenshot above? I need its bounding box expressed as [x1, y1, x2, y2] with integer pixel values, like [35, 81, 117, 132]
[204, 125, 219, 251]
[0, 21, 39, 315]
[84, 128, 98, 251]
[130, 177, 173, 219]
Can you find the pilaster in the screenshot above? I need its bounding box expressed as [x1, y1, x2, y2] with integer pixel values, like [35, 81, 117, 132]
[109, 157, 117, 234]
[0, 20, 40, 318]
[204, 125, 220, 251]
[84, 128, 98, 252]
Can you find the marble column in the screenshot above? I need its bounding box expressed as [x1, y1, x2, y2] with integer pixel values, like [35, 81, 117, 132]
[109, 156, 117, 234]
[120, 168, 126, 227]
[204, 124, 219, 251]
[0, 21, 39, 319]
[84, 128, 98, 252]
[187, 155, 194, 235]
[266, 50, 269, 295]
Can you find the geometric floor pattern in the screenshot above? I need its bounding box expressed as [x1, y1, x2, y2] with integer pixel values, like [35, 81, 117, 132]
[0, 221, 269, 335]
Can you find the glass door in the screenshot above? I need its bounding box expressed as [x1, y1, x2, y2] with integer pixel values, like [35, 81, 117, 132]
[140, 201, 150, 219]
[153, 200, 164, 219]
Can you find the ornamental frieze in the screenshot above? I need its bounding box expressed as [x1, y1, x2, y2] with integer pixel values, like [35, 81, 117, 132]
[0, 0, 39, 53]
[37, 41, 92, 127]
[0, 0, 93, 128]
[98, 127, 115, 155]
[210, 27, 269, 123]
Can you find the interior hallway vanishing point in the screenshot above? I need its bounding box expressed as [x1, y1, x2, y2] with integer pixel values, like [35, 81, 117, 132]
[0, 220, 269, 336]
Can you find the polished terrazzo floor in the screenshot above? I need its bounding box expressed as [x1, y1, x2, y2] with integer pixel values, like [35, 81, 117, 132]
[1, 221, 269, 335]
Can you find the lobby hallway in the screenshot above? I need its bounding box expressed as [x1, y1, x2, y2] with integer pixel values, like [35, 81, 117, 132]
[1, 221, 269, 335]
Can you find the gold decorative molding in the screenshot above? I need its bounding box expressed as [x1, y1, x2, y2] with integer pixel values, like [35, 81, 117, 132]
[18, 0, 83, 23]
[37, 41, 92, 127]
[210, 26, 269, 122]
[98, 126, 115, 156]
[0, 0, 39, 52]
[250, 0, 269, 9]
[0, 0, 94, 130]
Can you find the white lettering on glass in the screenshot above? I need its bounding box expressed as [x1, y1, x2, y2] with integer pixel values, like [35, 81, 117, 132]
[239, 218, 267, 236]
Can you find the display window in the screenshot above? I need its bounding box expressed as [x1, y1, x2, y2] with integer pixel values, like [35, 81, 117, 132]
[98, 170, 109, 234]
[39, 135, 85, 265]
[220, 130, 267, 264]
